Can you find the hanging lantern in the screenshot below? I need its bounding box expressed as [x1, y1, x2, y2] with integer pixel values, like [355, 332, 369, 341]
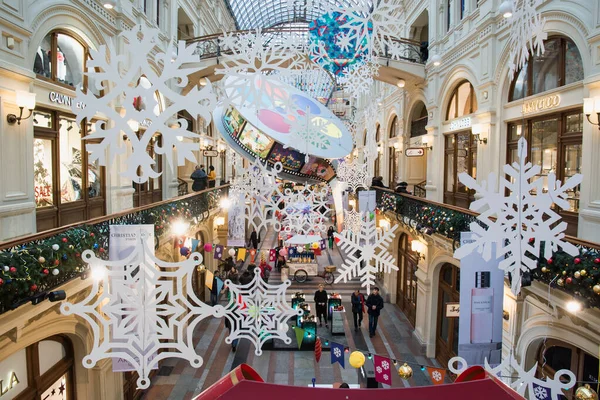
[575, 384, 599, 400]
[349, 351, 365, 368]
[204, 243, 213, 252]
[398, 363, 413, 379]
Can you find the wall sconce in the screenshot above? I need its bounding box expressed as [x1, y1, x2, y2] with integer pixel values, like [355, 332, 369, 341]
[377, 145, 384, 154]
[379, 219, 391, 231]
[103, 0, 116, 8]
[421, 137, 433, 151]
[498, 0, 513, 18]
[393, 142, 400, 150]
[411, 240, 426, 262]
[217, 142, 226, 154]
[7, 90, 36, 125]
[215, 216, 225, 226]
[396, 79, 405, 88]
[471, 123, 488, 144]
[583, 97, 600, 130]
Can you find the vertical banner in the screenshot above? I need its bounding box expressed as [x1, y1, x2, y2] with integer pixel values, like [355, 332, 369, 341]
[109, 224, 158, 372]
[214, 244, 224, 260]
[358, 190, 376, 213]
[227, 192, 246, 247]
[373, 355, 392, 385]
[427, 367, 446, 385]
[458, 232, 503, 366]
[330, 342, 345, 368]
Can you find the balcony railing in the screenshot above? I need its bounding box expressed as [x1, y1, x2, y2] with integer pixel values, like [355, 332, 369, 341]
[374, 187, 600, 308]
[0, 185, 229, 315]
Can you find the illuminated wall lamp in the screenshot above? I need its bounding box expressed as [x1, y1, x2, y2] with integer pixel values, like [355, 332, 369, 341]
[421, 137, 433, 151]
[411, 240, 426, 262]
[7, 91, 36, 125]
[379, 219, 391, 231]
[215, 216, 225, 226]
[471, 123, 488, 144]
[583, 97, 600, 130]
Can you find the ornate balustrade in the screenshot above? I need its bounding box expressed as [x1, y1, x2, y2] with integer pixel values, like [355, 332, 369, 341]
[0, 185, 229, 314]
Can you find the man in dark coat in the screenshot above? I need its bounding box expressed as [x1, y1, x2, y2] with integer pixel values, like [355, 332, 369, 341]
[210, 275, 219, 306]
[239, 264, 256, 285]
[314, 284, 329, 328]
[351, 289, 365, 332]
[327, 226, 335, 249]
[365, 287, 384, 338]
[191, 165, 208, 191]
[249, 228, 259, 249]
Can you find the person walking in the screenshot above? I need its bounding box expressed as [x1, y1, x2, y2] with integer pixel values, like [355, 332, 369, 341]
[191, 165, 208, 191]
[365, 287, 384, 338]
[351, 289, 365, 332]
[327, 226, 335, 249]
[207, 165, 216, 188]
[314, 284, 329, 328]
[259, 257, 272, 283]
[276, 254, 286, 272]
[239, 264, 256, 285]
[210, 274, 219, 306]
[249, 228, 259, 250]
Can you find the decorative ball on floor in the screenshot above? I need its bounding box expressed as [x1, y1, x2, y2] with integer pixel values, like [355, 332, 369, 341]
[398, 363, 413, 379]
[349, 351, 365, 368]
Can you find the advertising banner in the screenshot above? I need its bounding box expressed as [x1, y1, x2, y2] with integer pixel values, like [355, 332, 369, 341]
[358, 190, 376, 213]
[109, 224, 158, 372]
[458, 232, 503, 366]
[227, 192, 246, 247]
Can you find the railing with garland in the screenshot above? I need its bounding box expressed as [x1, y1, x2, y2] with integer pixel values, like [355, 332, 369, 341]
[0, 185, 229, 315]
[374, 187, 600, 309]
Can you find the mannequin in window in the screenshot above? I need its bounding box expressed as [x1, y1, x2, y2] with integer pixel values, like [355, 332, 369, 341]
[56, 46, 66, 82]
[34, 46, 51, 77]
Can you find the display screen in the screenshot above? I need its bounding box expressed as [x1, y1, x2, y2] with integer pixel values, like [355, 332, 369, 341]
[267, 143, 304, 172]
[223, 106, 246, 136]
[238, 123, 274, 158]
[300, 156, 336, 181]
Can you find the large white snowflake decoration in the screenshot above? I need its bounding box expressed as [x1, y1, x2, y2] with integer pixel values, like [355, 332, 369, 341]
[334, 212, 398, 291]
[453, 137, 582, 295]
[449, 354, 575, 400]
[338, 60, 379, 99]
[60, 232, 220, 389]
[336, 0, 405, 56]
[287, 109, 332, 153]
[232, 158, 286, 232]
[73, 25, 217, 184]
[337, 159, 369, 192]
[282, 185, 332, 235]
[217, 30, 307, 111]
[223, 273, 302, 356]
[505, 0, 547, 80]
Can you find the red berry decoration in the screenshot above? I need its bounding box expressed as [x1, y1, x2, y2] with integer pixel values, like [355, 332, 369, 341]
[62, 237, 68, 243]
[9, 266, 16, 273]
[30, 284, 38, 292]
[574, 257, 581, 264]
[547, 258, 553, 265]
[43, 269, 49, 275]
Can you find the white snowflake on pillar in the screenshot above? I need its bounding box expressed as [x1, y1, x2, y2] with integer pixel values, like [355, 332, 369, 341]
[449, 354, 575, 400]
[223, 273, 302, 356]
[60, 233, 220, 389]
[73, 25, 217, 184]
[505, 0, 547, 80]
[334, 212, 398, 291]
[453, 137, 582, 294]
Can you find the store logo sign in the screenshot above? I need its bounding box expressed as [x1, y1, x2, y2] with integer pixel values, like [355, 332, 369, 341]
[0, 371, 19, 396]
[521, 94, 561, 115]
[449, 117, 471, 131]
[49, 92, 86, 109]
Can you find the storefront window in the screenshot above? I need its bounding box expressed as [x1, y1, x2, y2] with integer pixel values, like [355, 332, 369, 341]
[59, 117, 83, 203]
[34, 138, 55, 207]
[446, 81, 477, 120]
[34, 110, 54, 129]
[445, 131, 476, 208]
[510, 37, 584, 101]
[86, 122, 103, 199]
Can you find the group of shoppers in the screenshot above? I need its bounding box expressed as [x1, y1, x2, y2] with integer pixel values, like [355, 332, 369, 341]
[191, 165, 216, 191]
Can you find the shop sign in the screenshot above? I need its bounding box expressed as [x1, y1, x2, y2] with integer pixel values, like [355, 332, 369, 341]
[449, 117, 471, 131]
[521, 94, 561, 115]
[446, 303, 460, 317]
[0, 371, 19, 396]
[48, 92, 86, 109]
[405, 148, 424, 157]
[203, 150, 219, 157]
[0, 349, 27, 398]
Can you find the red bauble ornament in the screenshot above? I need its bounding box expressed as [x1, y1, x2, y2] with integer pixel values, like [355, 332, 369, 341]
[547, 258, 553, 265]
[42, 269, 49, 275]
[529, 238, 535, 244]
[30, 284, 38, 291]
[75, 253, 81, 257]
[90, 233, 95, 237]
[62, 237, 68, 243]
[0, 278, 3, 285]
[54, 260, 60, 266]
[595, 258, 600, 264]
[9, 266, 16, 273]
[574, 258, 581, 264]
[566, 277, 573, 285]
[99, 248, 105, 253]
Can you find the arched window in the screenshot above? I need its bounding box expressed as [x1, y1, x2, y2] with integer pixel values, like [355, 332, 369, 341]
[389, 115, 399, 138]
[375, 124, 381, 142]
[410, 101, 428, 137]
[510, 36, 584, 101]
[446, 81, 477, 120]
[34, 30, 99, 95]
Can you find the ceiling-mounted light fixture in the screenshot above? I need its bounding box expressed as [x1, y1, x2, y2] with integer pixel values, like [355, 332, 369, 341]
[397, 79, 405, 88]
[498, 0, 513, 18]
[103, 0, 116, 9]
[430, 54, 441, 67]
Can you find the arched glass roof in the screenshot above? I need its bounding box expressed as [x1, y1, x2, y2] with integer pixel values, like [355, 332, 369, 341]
[225, 0, 362, 31]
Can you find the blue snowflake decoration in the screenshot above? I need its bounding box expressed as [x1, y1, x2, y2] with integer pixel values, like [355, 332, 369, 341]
[308, 12, 371, 76]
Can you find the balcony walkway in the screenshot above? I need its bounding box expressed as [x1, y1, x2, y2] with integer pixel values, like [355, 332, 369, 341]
[142, 227, 446, 399]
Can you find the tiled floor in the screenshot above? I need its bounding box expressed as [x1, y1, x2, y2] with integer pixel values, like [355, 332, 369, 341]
[142, 230, 445, 399]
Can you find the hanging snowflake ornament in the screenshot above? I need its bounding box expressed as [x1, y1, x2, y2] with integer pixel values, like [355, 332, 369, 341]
[60, 231, 220, 389]
[336, 0, 405, 56]
[282, 184, 332, 235]
[338, 59, 379, 99]
[505, 0, 547, 80]
[334, 212, 398, 291]
[337, 159, 369, 192]
[73, 25, 217, 184]
[223, 273, 302, 356]
[286, 108, 332, 153]
[343, 209, 362, 233]
[453, 137, 582, 294]
[449, 353, 575, 400]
